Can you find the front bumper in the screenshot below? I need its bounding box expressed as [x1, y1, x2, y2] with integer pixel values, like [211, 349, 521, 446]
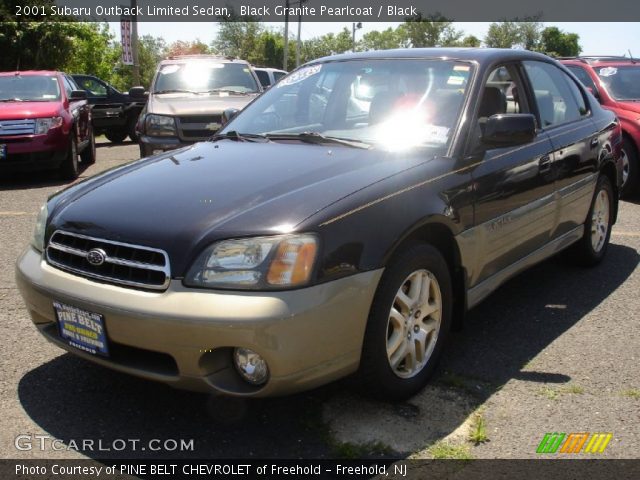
[16, 246, 383, 397]
[0, 129, 67, 171]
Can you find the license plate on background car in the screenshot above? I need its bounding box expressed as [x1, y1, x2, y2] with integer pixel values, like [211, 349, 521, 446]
[53, 301, 109, 356]
[0, 144, 6, 160]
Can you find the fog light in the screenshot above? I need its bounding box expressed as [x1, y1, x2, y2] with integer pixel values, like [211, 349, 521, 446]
[233, 348, 269, 385]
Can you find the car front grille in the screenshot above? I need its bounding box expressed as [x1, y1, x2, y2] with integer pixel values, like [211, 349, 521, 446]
[0, 119, 36, 136]
[177, 114, 222, 141]
[46, 231, 171, 290]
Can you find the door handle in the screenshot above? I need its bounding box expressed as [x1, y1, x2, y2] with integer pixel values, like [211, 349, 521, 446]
[590, 137, 600, 148]
[539, 155, 552, 173]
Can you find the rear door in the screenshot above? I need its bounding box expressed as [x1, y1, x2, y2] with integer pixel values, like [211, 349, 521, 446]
[522, 61, 600, 239]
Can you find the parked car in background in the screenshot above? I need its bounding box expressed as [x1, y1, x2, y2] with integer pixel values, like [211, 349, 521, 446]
[0, 71, 95, 179]
[136, 55, 262, 158]
[252, 67, 287, 89]
[72, 74, 145, 144]
[560, 56, 640, 196]
[17, 49, 622, 400]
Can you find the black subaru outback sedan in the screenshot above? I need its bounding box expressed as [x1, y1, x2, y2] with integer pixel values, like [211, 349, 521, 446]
[17, 49, 623, 400]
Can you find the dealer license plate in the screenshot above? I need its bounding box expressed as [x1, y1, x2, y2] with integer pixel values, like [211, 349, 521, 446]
[54, 301, 109, 356]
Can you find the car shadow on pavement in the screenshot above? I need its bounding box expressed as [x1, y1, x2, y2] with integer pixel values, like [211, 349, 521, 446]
[17, 243, 639, 459]
[0, 166, 91, 191]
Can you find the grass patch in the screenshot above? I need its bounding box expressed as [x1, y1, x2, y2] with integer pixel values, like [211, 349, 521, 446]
[538, 386, 559, 400]
[468, 412, 489, 445]
[620, 388, 640, 399]
[538, 384, 585, 400]
[563, 384, 585, 395]
[428, 441, 473, 460]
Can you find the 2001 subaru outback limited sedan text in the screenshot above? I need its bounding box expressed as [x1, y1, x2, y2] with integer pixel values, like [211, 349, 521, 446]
[16, 49, 623, 400]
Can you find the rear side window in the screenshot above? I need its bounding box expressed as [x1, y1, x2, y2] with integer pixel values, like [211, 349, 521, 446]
[523, 61, 587, 128]
[255, 70, 270, 87]
[566, 65, 597, 92]
[273, 71, 286, 82]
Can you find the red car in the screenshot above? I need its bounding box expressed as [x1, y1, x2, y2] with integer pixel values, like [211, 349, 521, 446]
[0, 71, 95, 179]
[561, 57, 640, 196]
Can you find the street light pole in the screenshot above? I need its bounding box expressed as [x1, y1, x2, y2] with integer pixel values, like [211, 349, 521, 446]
[283, 0, 290, 70]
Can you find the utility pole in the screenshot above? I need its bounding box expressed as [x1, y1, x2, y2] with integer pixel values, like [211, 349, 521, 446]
[352, 22, 362, 51]
[283, 0, 290, 70]
[131, 0, 140, 85]
[296, 0, 308, 67]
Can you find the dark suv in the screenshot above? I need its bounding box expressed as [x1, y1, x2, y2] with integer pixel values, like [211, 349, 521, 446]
[72, 74, 145, 144]
[17, 49, 622, 400]
[560, 57, 640, 196]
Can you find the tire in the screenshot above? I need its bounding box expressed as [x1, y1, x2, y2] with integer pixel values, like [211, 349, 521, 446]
[359, 244, 453, 400]
[105, 129, 128, 144]
[60, 135, 79, 180]
[127, 114, 140, 143]
[620, 137, 638, 197]
[564, 175, 615, 267]
[80, 129, 96, 165]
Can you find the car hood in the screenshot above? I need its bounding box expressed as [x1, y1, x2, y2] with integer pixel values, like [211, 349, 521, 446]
[148, 93, 257, 116]
[48, 140, 434, 276]
[613, 100, 640, 115]
[0, 101, 61, 119]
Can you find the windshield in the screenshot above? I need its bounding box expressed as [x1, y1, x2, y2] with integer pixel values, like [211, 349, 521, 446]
[0, 75, 61, 101]
[220, 59, 472, 151]
[153, 62, 260, 94]
[596, 66, 640, 100]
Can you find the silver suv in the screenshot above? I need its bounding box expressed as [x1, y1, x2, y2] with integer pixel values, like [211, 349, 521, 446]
[137, 55, 262, 157]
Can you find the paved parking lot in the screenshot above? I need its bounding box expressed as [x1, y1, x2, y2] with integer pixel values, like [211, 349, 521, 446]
[1, 139, 638, 460]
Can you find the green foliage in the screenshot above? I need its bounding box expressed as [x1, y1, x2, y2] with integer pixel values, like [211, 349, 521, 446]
[360, 27, 405, 51]
[540, 26, 581, 57]
[484, 20, 543, 50]
[399, 13, 463, 47]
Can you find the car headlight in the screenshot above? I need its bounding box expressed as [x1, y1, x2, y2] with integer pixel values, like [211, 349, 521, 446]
[144, 114, 176, 137]
[35, 117, 63, 134]
[185, 234, 318, 289]
[31, 203, 48, 252]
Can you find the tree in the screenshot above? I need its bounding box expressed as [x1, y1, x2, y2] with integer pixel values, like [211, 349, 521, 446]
[540, 26, 581, 57]
[484, 20, 543, 50]
[484, 21, 521, 48]
[398, 14, 463, 48]
[212, 21, 263, 59]
[360, 27, 404, 51]
[460, 35, 481, 48]
[300, 28, 353, 63]
[165, 39, 210, 57]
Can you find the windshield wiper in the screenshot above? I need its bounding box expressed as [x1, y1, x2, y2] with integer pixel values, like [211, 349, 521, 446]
[153, 89, 199, 95]
[205, 88, 253, 95]
[211, 131, 270, 143]
[265, 132, 371, 149]
[0, 98, 25, 102]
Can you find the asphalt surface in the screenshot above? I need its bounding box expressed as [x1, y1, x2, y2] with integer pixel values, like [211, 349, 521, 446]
[0, 139, 638, 461]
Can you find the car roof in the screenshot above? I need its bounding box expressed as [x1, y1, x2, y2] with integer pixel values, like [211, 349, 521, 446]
[253, 67, 287, 73]
[559, 56, 640, 67]
[159, 55, 249, 65]
[307, 47, 553, 65]
[0, 70, 60, 77]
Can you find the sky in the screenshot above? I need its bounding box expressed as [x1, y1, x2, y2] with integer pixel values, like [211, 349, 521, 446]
[108, 22, 640, 57]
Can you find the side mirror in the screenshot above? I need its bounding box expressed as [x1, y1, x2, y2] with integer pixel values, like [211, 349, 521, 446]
[69, 90, 87, 100]
[129, 86, 148, 99]
[482, 114, 537, 147]
[221, 108, 240, 126]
